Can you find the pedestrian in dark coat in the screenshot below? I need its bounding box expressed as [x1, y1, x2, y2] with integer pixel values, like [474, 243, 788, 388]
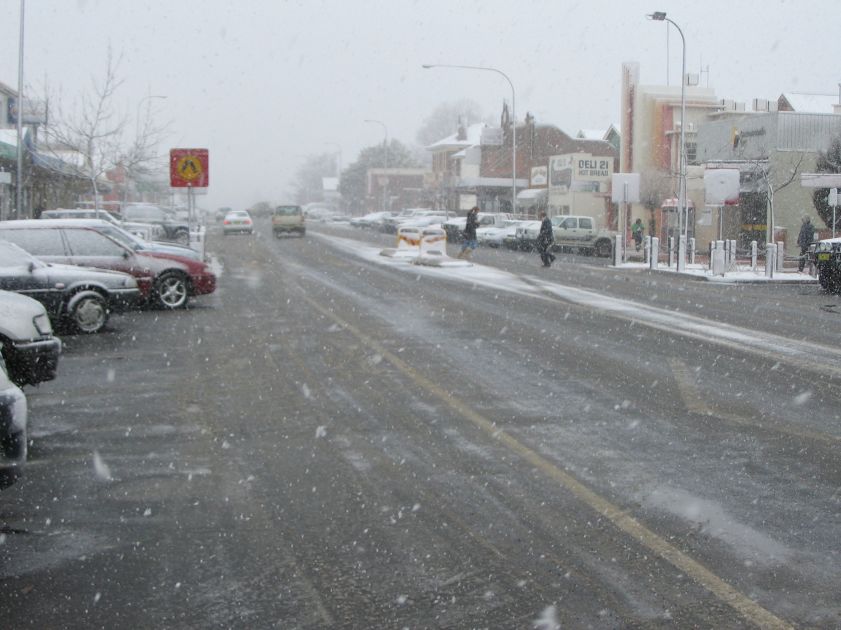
[536, 211, 556, 267]
[797, 215, 816, 272]
[457, 206, 480, 259]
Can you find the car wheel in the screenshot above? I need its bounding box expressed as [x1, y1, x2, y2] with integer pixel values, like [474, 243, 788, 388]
[155, 272, 189, 309]
[594, 239, 612, 258]
[174, 230, 190, 245]
[66, 291, 109, 334]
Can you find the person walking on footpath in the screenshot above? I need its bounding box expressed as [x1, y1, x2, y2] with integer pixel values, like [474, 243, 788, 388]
[457, 206, 480, 259]
[631, 218, 645, 252]
[536, 210, 556, 267]
[797, 215, 815, 272]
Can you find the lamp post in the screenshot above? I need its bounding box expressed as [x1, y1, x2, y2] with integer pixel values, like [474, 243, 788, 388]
[423, 64, 517, 215]
[648, 11, 687, 244]
[15, 0, 25, 218]
[364, 119, 388, 212]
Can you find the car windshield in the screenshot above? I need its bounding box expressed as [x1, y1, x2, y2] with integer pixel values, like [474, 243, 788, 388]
[90, 223, 146, 250]
[3, 4, 840, 629]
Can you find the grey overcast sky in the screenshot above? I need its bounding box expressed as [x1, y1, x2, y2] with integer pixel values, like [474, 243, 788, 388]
[0, 0, 839, 210]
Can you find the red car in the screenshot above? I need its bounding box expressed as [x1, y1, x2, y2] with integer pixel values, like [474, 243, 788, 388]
[0, 220, 216, 309]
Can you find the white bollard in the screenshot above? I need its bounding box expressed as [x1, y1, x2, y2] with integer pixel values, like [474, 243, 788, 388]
[614, 234, 623, 266]
[712, 244, 726, 276]
[650, 237, 659, 270]
[668, 237, 675, 267]
[644, 236, 651, 265]
[766, 243, 777, 278]
[776, 241, 785, 272]
[689, 238, 696, 265]
[750, 240, 758, 271]
[677, 235, 686, 272]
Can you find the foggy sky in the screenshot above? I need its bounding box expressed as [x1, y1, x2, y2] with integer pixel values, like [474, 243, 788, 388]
[0, 0, 838, 211]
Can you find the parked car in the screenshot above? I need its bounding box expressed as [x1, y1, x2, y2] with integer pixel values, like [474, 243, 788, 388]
[477, 220, 525, 248]
[397, 214, 448, 230]
[272, 205, 306, 237]
[0, 289, 61, 386]
[380, 209, 435, 234]
[443, 212, 514, 243]
[121, 204, 191, 244]
[509, 221, 542, 251]
[0, 221, 216, 310]
[550, 215, 615, 257]
[350, 211, 394, 229]
[812, 237, 841, 292]
[0, 238, 140, 334]
[223, 209, 254, 235]
[34, 218, 203, 261]
[0, 355, 27, 479]
[40, 208, 166, 242]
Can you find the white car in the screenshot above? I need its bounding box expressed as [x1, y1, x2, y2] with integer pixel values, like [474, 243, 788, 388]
[350, 211, 394, 229]
[477, 220, 524, 247]
[222, 210, 254, 235]
[396, 214, 448, 230]
[0, 290, 61, 386]
[0, 356, 27, 475]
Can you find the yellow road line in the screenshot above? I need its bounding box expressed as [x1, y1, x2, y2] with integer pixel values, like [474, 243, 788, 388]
[297, 288, 795, 630]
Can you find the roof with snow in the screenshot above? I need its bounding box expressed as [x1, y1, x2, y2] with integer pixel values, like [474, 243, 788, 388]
[576, 124, 620, 142]
[779, 93, 839, 114]
[426, 122, 487, 151]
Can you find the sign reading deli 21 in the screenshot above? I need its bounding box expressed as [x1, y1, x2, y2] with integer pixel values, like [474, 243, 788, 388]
[170, 148, 209, 188]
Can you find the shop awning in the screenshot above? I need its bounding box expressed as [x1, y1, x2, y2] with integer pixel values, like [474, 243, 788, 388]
[516, 188, 548, 202]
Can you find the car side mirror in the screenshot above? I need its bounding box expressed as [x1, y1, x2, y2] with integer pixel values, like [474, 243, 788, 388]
[28, 261, 35, 273]
[123, 251, 130, 259]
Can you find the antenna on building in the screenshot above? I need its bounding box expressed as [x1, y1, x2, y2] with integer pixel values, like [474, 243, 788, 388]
[699, 56, 710, 88]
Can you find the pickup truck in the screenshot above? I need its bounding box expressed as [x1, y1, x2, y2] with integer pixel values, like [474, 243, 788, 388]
[812, 237, 841, 292]
[518, 215, 615, 257]
[443, 212, 514, 242]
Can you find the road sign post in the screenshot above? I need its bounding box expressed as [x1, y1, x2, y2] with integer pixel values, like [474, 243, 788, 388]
[170, 148, 209, 232]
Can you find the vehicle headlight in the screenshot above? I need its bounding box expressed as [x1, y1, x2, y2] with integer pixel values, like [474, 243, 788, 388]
[33, 312, 52, 335]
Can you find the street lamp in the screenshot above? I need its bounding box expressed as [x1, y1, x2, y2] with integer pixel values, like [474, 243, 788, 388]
[647, 11, 687, 245]
[423, 63, 517, 215]
[15, 0, 25, 218]
[364, 119, 388, 211]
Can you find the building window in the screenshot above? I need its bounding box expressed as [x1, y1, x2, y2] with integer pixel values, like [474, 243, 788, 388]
[686, 142, 697, 165]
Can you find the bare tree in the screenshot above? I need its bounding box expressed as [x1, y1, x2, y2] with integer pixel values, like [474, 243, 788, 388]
[41, 47, 167, 211]
[750, 152, 806, 242]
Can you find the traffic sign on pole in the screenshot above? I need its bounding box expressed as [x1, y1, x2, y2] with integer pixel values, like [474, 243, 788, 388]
[170, 148, 209, 188]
